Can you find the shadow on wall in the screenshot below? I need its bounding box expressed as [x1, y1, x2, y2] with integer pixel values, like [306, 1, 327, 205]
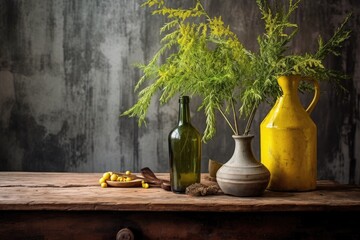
[0, 60, 15, 129]
[0, 60, 16, 170]
[0, 59, 83, 172]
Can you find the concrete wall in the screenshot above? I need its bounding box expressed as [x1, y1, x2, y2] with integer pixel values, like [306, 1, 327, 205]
[0, 0, 359, 184]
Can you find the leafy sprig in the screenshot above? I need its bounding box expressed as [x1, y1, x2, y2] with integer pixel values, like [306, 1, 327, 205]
[123, 0, 351, 141]
[241, 0, 351, 123]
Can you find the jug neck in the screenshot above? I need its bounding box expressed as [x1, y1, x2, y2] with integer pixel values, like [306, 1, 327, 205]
[278, 75, 301, 95]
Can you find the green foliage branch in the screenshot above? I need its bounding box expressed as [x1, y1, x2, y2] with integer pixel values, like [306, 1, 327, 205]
[122, 0, 351, 141]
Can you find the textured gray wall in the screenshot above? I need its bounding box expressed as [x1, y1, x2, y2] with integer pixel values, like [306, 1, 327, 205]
[0, 0, 359, 184]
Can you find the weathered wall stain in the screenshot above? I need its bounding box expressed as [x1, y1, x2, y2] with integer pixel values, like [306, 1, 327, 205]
[0, 0, 359, 184]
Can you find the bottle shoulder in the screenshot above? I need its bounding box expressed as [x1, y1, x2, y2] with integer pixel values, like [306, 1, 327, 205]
[169, 123, 201, 137]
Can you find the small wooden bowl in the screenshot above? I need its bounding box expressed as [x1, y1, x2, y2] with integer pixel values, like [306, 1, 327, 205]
[106, 179, 143, 188]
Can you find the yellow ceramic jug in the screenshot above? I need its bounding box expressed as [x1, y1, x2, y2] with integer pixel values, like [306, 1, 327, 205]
[260, 75, 320, 191]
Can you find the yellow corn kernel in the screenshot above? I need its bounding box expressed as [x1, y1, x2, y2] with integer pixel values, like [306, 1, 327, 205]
[102, 172, 111, 180]
[110, 174, 118, 181]
[99, 178, 106, 184]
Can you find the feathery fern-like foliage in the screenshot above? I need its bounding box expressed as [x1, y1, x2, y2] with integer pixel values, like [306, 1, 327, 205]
[122, 0, 351, 141]
[240, 0, 351, 119]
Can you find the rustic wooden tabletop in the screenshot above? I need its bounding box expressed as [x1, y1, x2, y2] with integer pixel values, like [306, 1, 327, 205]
[0, 172, 359, 212]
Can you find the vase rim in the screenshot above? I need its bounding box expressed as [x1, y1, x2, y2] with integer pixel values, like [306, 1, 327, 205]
[232, 134, 254, 139]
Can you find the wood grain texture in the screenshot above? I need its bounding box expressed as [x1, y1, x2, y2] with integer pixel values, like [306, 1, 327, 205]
[0, 172, 359, 212]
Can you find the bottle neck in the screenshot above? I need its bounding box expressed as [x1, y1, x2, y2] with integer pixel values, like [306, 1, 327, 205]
[178, 97, 191, 125]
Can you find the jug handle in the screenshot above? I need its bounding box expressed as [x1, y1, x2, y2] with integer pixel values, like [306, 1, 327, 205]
[303, 78, 320, 114]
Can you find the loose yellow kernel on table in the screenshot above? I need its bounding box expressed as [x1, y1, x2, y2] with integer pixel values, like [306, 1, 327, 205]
[142, 183, 149, 189]
[102, 172, 111, 180]
[101, 182, 108, 188]
[99, 178, 106, 184]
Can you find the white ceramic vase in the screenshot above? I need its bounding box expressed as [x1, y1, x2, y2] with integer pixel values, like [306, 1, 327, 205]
[216, 135, 270, 197]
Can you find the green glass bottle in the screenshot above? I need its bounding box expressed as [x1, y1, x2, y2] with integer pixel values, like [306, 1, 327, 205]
[168, 96, 202, 193]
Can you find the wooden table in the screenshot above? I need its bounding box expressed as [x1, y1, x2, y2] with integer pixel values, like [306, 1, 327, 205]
[0, 172, 359, 239]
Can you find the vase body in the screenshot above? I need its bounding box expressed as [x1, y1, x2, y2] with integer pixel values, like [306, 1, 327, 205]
[216, 135, 270, 197]
[260, 75, 320, 191]
[168, 96, 201, 193]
